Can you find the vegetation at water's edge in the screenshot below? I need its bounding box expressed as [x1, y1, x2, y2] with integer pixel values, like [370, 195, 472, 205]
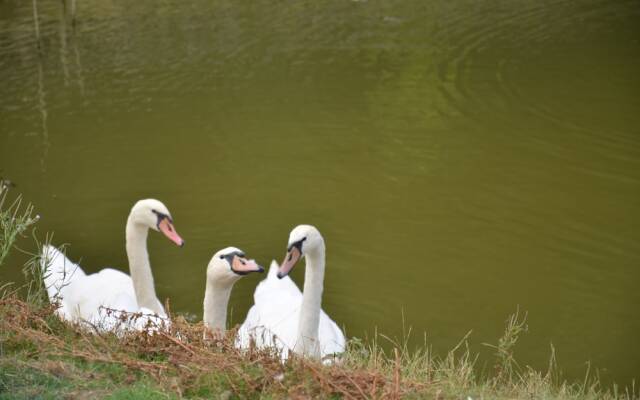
[0, 183, 637, 399]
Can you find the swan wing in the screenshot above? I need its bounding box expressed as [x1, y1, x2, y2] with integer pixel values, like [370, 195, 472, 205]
[238, 261, 302, 355]
[319, 309, 346, 358]
[58, 268, 136, 320]
[41, 245, 86, 302]
[253, 260, 301, 302]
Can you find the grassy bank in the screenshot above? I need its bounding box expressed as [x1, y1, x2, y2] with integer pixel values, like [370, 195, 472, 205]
[0, 184, 636, 399]
[3, 296, 634, 400]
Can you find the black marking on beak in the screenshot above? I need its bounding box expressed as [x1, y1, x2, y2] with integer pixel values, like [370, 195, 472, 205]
[220, 251, 259, 276]
[221, 251, 245, 264]
[151, 209, 173, 229]
[287, 237, 307, 253]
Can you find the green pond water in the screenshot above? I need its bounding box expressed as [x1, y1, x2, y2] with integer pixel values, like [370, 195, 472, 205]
[1, 0, 639, 386]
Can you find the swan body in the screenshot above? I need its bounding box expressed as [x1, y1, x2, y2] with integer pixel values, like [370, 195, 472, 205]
[41, 199, 183, 332]
[237, 225, 345, 360]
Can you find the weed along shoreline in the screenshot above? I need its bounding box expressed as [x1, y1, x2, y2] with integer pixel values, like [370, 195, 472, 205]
[0, 186, 637, 399]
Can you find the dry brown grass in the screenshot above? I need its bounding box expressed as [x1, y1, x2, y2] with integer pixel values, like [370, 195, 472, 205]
[2, 295, 636, 400]
[0, 295, 425, 399]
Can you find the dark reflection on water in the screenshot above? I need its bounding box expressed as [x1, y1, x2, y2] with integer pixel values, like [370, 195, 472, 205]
[1, 0, 639, 386]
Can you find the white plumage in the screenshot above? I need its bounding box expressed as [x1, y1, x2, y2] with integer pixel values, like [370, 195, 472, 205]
[238, 225, 345, 361]
[40, 199, 183, 332]
[41, 245, 167, 332]
[237, 261, 345, 360]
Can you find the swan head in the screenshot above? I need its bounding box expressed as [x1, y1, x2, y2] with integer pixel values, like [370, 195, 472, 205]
[207, 247, 264, 284]
[129, 199, 184, 247]
[277, 224, 324, 279]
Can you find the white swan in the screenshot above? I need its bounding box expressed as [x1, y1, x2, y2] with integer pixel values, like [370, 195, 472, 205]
[41, 199, 184, 331]
[237, 225, 346, 360]
[203, 247, 263, 336]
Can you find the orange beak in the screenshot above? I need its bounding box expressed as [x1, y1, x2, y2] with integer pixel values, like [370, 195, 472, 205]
[231, 256, 264, 275]
[158, 218, 184, 247]
[277, 246, 302, 279]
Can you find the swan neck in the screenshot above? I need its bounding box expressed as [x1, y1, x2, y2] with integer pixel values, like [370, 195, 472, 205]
[203, 277, 235, 333]
[295, 247, 324, 358]
[126, 217, 163, 315]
